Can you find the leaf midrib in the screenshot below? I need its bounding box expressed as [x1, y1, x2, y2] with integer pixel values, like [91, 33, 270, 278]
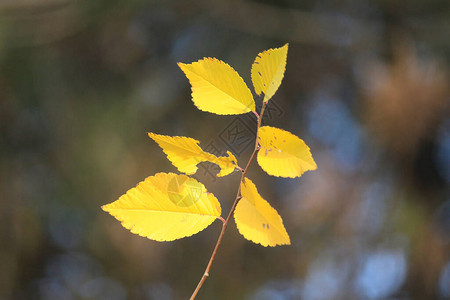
[187, 67, 251, 111]
[241, 197, 287, 239]
[107, 207, 220, 218]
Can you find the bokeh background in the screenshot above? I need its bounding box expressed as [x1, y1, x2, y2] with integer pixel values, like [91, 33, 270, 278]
[1, 0, 449, 299]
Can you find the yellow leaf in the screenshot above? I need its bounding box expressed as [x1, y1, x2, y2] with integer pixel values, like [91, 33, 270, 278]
[102, 173, 221, 242]
[234, 178, 290, 247]
[257, 126, 317, 178]
[251, 44, 288, 103]
[148, 133, 237, 177]
[178, 58, 255, 115]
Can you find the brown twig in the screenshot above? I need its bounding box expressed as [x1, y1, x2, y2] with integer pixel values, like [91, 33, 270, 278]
[189, 102, 267, 300]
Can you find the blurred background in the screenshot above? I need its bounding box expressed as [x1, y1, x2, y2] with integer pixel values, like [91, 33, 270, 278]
[1, 0, 449, 299]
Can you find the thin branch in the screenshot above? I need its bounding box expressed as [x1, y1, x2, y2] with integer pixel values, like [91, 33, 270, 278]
[189, 102, 268, 300]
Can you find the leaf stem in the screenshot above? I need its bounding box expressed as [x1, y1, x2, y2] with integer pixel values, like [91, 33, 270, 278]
[189, 102, 267, 300]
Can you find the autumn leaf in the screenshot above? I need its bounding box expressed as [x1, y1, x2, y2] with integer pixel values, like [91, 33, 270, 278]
[251, 44, 288, 103]
[234, 178, 290, 247]
[102, 173, 221, 242]
[257, 126, 317, 178]
[178, 58, 255, 115]
[148, 133, 238, 177]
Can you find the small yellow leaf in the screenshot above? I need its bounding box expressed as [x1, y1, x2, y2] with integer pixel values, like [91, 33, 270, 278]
[178, 58, 255, 115]
[148, 133, 237, 177]
[251, 44, 288, 103]
[257, 126, 317, 178]
[102, 173, 221, 242]
[234, 178, 290, 247]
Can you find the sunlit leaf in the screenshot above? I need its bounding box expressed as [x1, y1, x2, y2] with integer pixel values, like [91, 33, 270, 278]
[102, 173, 221, 242]
[148, 133, 237, 177]
[251, 44, 288, 103]
[178, 58, 255, 115]
[234, 178, 290, 247]
[257, 126, 317, 178]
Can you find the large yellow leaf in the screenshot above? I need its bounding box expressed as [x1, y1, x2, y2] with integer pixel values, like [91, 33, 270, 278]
[234, 178, 290, 247]
[102, 173, 221, 242]
[178, 58, 255, 115]
[148, 133, 237, 177]
[251, 44, 288, 103]
[257, 126, 317, 178]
